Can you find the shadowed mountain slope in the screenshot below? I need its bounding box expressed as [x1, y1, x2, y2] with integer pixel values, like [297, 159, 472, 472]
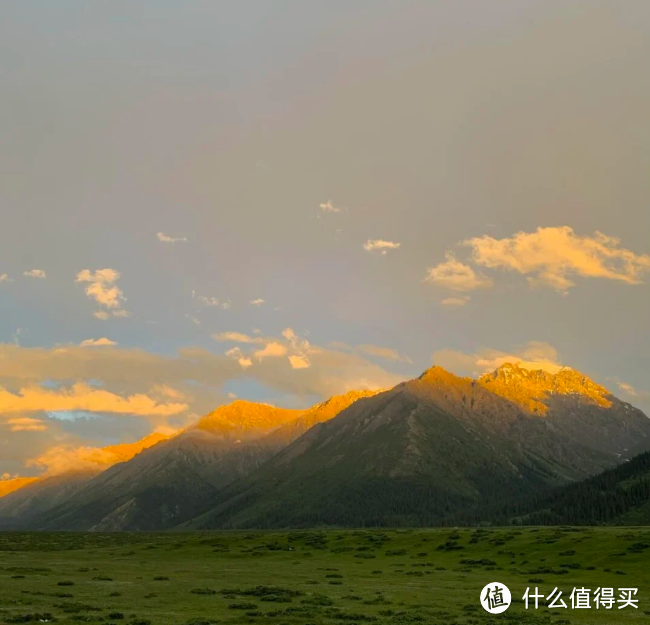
[30, 393, 378, 531]
[190, 365, 650, 528]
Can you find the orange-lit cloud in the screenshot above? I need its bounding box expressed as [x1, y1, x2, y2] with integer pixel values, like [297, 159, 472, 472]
[426, 253, 493, 292]
[363, 239, 401, 254]
[0, 383, 188, 416]
[288, 354, 310, 369]
[253, 342, 288, 360]
[27, 432, 172, 476]
[464, 226, 650, 293]
[5, 417, 48, 432]
[213, 331, 265, 344]
[80, 338, 117, 347]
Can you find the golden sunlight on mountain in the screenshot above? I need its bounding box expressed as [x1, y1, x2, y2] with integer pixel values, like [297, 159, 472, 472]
[28, 432, 173, 477]
[193, 400, 303, 436]
[479, 362, 612, 414]
[0, 477, 39, 498]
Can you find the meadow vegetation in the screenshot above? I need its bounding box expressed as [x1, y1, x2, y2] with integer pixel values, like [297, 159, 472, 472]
[0, 528, 648, 624]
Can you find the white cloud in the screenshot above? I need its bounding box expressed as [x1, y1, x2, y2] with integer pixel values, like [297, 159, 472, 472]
[94, 311, 110, 320]
[363, 239, 401, 254]
[76, 269, 128, 318]
[0, 273, 12, 283]
[157, 232, 188, 243]
[250, 298, 265, 306]
[23, 269, 46, 279]
[426, 253, 493, 292]
[319, 200, 341, 213]
[432, 340, 565, 377]
[79, 338, 117, 347]
[441, 296, 470, 307]
[464, 226, 650, 293]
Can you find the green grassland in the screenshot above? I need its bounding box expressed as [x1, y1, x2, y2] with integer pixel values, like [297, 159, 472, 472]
[1, 528, 649, 625]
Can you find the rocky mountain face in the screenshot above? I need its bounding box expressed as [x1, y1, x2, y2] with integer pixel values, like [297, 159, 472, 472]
[0, 431, 172, 529]
[3, 364, 649, 530]
[191, 365, 650, 528]
[24, 393, 378, 531]
[478, 363, 650, 460]
[0, 471, 99, 527]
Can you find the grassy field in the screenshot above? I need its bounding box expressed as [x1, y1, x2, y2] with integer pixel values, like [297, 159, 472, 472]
[1, 528, 649, 625]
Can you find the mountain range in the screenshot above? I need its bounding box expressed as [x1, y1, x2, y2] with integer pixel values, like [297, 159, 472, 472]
[1, 363, 649, 530]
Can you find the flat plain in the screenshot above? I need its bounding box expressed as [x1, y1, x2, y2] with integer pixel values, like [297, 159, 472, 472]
[1, 528, 648, 625]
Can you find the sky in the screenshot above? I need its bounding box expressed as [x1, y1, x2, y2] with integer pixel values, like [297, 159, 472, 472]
[1, 0, 650, 478]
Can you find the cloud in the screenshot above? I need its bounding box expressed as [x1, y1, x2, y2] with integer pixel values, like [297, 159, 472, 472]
[0, 339, 404, 475]
[441, 296, 470, 307]
[198, 296, 219, 307]
[250, 298, 265, 306]
[363, 239, 401, 255]
[426, 253, 493, 292]
[225, 347, 253, 369]
[356, 344, 412, 363]
[464, 226, 650, 293]
[196, 295, 231, 310]
[6, 417, 48, 432]
[0, 383, 188, 417]
[253, 342, 288, 360]
[185, 314, 200, 326]
[157, 232, 188, 243]
[432, 340, 564, 377]
[213, 331, 265, 344]
[76, 269, 129, 319]
[617, 381, 650, 400]
[23, 269, 46, 279]
[319, 200, 341, 213]
[79, 338, 117, 347]
[27, 432, 172, 476]
[0, 273, 12, 283]
[288, 355, 310, 369]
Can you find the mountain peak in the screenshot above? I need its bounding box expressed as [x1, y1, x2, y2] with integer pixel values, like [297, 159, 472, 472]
[193, 400, 302, 436]
[418, 365, 468, 384]
[479, 362, 612, 413]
